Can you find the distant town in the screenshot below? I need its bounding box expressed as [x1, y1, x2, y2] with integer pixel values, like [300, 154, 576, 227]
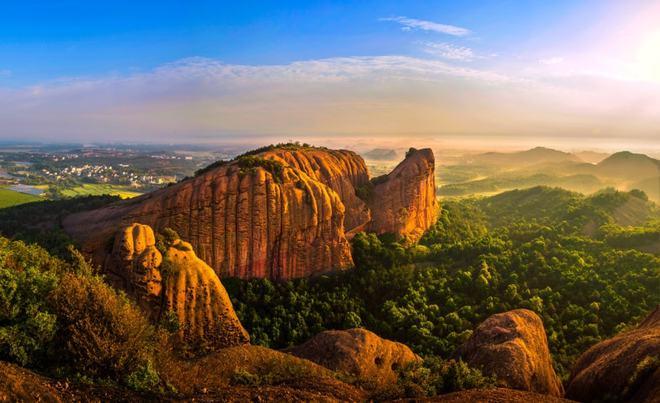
[0, 144, 233, 200]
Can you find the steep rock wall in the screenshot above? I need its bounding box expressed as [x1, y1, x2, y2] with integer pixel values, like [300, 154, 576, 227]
[64, 161, 353, 280]
[367, 148, 438, 243]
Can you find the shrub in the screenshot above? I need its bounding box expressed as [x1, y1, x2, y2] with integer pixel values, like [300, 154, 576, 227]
[48, 272, 155, 378]
[388, 357, 495, 398]
[0, 238, 61, 366]
[126, 360, 161, 392]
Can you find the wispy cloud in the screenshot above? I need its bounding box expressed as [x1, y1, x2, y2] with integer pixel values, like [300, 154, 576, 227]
[0, 69, 11, 78]
[380, 16, 470, 36]
[0, 56, 658, 143]
[539, 57, 564, 65]
[423, 42, 476, 61]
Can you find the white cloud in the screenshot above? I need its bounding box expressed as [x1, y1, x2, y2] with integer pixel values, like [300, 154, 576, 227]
[539, 57, 564, 65]
[0, 55, 658, 143]
[423, 42, 476, 61]
[380, 16, 470, 36]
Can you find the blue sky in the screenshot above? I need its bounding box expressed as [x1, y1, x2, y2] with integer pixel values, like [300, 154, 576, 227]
[0, 1, 589, 83]
[1, 1, 659, 150]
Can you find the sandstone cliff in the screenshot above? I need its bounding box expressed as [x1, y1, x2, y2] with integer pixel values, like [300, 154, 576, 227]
[260, 148, 371, 232]
[368, 148, 438, 243]
[105, 223, 249, 352]
[566, 306, 660, 403]
[285, 328, 421, 391]
[63, 145, 437, 280]
[65, 155, 354, 280]
[455, 309, 563, 397]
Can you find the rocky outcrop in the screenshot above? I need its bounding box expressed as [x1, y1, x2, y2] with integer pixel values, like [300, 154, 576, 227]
[0, 361, 62, 403]
[455, 309, 563, 397]
[566, 306, 660, 403]
[105, 223, 249, 351]
[260, 148, 371, 232]
[158, 344, 366, 401]
[368, 148, 438, 243]
[64, 156, 353, 280]
[63, 145, 438, 280]
[285, 328, 421, 390]
[163, 239, 250, 351]
[420, 388, 573, 402]
[104, 223, 163, 317]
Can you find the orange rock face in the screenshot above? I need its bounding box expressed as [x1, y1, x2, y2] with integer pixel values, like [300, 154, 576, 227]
[566, 306, 660, 403]
[63, 145, 438, 280]
[163, 239, 250, 351]
[104, 224, 249, 351]
[367, 148, 438, 243]
[105, 223, 163, 316]
[285, 328, 421, 391]
[260, 148, 371, 232]
[455, 309, 564, 397]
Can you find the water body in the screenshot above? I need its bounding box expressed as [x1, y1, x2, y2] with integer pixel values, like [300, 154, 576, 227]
[7, 184, 44, 196]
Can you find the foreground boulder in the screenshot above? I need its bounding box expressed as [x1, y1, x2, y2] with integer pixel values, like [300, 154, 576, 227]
[566, 306, 660, 403]
[455, 309, 563, 397]
[0, 361, 61, 403]
[421, 387, 572, 402]
[285, 328, 421, 390]
[63, 144, 438, 280]
[106, 223, 249, 351]
[367, 148, 438, 243]
[157, 344, 366, 402]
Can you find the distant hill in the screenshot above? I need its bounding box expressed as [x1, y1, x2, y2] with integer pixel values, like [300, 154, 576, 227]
[595, 151, 660, 179]
[362, 148, 399, 161]
[477, 186, 659, 234]
[574, 150, 609, 164]
[469, 147, 580, 167]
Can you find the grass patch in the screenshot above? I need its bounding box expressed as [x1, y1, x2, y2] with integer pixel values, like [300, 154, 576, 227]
[0, 187, 41, 208]
[59, 184, 142, 199]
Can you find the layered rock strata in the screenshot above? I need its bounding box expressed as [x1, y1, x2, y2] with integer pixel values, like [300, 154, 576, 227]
[63, 145, 437, 280]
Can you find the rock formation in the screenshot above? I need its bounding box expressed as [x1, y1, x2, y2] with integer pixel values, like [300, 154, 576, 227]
[105, 223, 249, 351]
[0, 361, 62, 403]
[367, 148, 438, 243]
[104, 223, 163, 317]
[260, 148, 371, 232]
[455, 309, 563, 397]
[424, 388, 572, 402]
[285, 328, 421, 390]
[63, 145, 438, 280]
[566, 306, 660, 403]
[162, 239, 250, 350]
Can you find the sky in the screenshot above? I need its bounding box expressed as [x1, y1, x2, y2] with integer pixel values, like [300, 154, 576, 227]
[1, 1, 660, 151]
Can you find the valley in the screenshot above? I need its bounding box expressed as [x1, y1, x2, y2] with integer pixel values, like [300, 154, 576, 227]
[0, 143, 658, 402]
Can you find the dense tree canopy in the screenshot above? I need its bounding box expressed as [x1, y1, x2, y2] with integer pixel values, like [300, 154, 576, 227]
[226, 187, 660, 379]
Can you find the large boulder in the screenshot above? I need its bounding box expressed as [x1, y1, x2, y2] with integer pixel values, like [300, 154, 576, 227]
[367, 148, 438, 243]
[105, 223, 249, 352]
[455, 309, 563, 397]
[285, 328, 421, 390]
[162, 239, 250, 351]
[566, 306, 660, 403]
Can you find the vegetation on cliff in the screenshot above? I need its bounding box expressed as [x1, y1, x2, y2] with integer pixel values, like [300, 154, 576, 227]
[226, 187, 659, 380]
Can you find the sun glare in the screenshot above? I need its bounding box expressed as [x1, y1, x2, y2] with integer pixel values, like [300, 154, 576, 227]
[636, 30, 660, 81]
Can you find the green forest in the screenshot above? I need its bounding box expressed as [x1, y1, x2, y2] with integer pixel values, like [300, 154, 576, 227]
[0, 186, 658, 393]
[224, 187, 660, 380]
